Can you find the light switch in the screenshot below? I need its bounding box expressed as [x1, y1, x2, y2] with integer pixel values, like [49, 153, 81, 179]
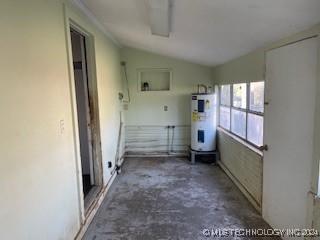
[164, 106, 168, 111]
[59, 119, 65, 134]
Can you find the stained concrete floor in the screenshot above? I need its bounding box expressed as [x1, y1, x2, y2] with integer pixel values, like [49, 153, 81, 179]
[84, 157, 278, 240]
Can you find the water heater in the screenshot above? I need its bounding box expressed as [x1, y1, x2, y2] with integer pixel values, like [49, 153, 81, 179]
[191, 93, 217, 151]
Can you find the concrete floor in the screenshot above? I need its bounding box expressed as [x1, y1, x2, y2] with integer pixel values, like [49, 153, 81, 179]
[84, 157, 277, 240]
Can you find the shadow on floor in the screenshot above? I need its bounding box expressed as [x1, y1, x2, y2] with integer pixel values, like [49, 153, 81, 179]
[83, 157, 279, 240]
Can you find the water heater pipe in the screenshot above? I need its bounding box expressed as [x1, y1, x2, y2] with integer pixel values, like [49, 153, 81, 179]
[197, 84, 208, 94]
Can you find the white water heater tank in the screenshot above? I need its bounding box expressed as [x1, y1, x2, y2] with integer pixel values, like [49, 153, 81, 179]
[191, 93, 217, 151]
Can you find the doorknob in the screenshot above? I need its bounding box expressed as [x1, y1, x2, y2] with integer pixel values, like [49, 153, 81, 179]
[308, 190, 317, 197]
[259, 145, 269, 151]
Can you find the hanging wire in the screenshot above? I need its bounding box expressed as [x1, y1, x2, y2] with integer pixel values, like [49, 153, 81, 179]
[121, 61, 130, 103]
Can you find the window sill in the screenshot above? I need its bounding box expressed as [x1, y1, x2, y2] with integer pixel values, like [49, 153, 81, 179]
[217, 126, 263, 157]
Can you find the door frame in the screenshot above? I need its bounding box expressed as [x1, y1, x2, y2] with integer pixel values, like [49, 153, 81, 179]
[63, 8, 104, 222]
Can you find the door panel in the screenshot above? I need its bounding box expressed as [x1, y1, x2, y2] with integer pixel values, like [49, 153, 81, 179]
[264, 37, 318, 237]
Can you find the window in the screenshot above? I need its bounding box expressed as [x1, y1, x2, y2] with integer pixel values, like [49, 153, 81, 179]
[220, 85, 231, 106]
[247, 113, 263, 146]
[220, 106, 230, 130]
[233, 83, 247, 109]
[250, 82, 264, 113]
[219, 81, 265, 148]
[231, 109, 246, 138]
[219, 85, 230, 130]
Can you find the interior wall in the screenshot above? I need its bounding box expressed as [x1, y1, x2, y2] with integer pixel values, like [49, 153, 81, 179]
[120, 47, 212, 154]
[212, 23, 320, 228]
[0, 0, 123, 239]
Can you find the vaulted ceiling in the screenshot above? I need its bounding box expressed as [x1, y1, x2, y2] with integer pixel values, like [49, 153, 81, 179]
[78, 0, 320, 66]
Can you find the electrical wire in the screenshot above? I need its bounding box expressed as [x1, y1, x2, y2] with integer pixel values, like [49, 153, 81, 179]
[121, 61, 130, 103]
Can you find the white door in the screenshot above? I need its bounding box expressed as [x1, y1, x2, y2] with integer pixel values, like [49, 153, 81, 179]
[263, 37, 318, 238]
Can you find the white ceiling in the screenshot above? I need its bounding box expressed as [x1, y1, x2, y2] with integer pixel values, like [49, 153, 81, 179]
[79, 0, 320, 66]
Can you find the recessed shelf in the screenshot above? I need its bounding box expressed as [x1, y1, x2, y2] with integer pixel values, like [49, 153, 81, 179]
[137, 68, 172, 92]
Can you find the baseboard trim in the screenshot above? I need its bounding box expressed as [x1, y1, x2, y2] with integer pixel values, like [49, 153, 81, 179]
[75, 171, 117, 239]
[217, 161, 262, 213]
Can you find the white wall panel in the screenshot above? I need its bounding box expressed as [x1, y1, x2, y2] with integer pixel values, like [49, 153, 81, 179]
[125, 125, 190, 154]
[217, 130, 263, 210]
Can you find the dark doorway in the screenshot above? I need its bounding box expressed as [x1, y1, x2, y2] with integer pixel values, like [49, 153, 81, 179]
[70, 28, 95, 200]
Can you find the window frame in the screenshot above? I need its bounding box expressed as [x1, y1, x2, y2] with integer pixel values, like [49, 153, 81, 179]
[219, 84, 231, 130]
[219, 82, 264, 150]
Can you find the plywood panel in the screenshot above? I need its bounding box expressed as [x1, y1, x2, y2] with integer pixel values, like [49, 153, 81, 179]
[218, 130, 263, 207]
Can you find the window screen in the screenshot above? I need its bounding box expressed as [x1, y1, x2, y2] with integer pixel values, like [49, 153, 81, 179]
[220, 85, 231, 106]
[233, 83, 247, 109]
[250, 82, 264, 113]
[219, 106, 230, 130]
[231, 109, 246, 138]
[247, 113, 264, 146]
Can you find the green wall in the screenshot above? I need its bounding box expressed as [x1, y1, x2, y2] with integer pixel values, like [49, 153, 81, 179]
[121, 47, 212, 126]
[120, 47, 212, 154]
[212, 24, 320, 84]
[0, 0, 123, 239]
[212, 51, 264, 84]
